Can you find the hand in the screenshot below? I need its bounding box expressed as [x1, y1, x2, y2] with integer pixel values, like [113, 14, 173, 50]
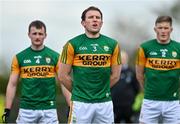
[2, 108, 10, 123]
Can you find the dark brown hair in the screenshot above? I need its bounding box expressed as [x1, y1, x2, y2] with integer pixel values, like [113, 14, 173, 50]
[155, 16, 172, 26]
[28, 20, 46, 33]
[81, 6, 103, 21]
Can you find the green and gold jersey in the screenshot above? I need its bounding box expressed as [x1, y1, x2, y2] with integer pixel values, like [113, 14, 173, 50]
[61, 34, 121, 102]
[136, 39, 180, 100]
[11, 46, 59, 109]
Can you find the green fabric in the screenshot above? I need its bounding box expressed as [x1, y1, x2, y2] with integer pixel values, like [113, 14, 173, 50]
[141, 39, 180, 100]
[69, 34, 119, 102]
[16, 46, 59, 109]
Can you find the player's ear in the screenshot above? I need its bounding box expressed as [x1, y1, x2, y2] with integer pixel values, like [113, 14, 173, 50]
[170, 27, 173, 33]
[81, 20, 85, 27]
[45, 33, 47, 38]
[154, 27, 157, 33]
[28, 32, 31, 38]
[100, 21, 103, 27]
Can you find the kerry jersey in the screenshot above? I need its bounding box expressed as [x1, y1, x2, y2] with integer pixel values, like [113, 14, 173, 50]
[136, 39, 180, 100]
[60, 34, 121, 102]
[11, 46, 59, 109]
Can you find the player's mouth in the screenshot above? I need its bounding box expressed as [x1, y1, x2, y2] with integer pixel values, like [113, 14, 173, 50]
[92, 24, 98, 28]
[161, 35, 167, 38]
[35, 39, 41, 42]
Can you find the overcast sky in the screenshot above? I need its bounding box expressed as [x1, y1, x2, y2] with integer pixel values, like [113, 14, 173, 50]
[0, 0, 179, 74]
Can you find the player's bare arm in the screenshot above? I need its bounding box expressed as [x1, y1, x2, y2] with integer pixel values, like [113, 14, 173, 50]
[61, 84, 71, 106]
[110, 64, 121, 88]
[136, 65, 144, 91]
[58, 63, 72, 92]
[5, 73, 19, 109]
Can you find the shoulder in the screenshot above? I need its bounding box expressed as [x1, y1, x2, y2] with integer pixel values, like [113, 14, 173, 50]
[170, 40, 180, 54]
[100, 34, 117, 43]
[69, 34, 85, 44]
[170, 40, 180, 45]
[44, 46, 59, 55]
[16, 47, 31, 57]
[43, 47, 60, 63]
[140, 39, 156, 48]
[99, 34, 119, 50]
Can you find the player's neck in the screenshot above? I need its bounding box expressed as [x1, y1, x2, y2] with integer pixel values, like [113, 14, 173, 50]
[85, 31, 100, 38]
[157, 39, 170, 44]
[31, 45, 45, 51]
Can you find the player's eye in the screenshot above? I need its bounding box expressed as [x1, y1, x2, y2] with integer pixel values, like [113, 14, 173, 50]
[38, 33, 43, 35]
[32, 32, 37, 35]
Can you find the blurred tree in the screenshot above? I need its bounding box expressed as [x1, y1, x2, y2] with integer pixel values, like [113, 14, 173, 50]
[0, 95, 5, 123]
[0, 57, 9, 95]
[152, 0, 180, 23]
[110, 16, 151, 67]
[0, 75, 8, 94]
[151, 0, 180, 42]
[170, 0, 180, 22]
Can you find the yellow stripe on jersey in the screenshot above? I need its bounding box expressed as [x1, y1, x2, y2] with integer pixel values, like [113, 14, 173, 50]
[60, 42, 74, 65]
[20, 65, 56, 78]
[55, 55, 61, 72]
[136, 47, 146, 66]
[61, 42, 121, 67]
[111, 44, 121, 65]
[60, 42, 68, 63]
[73, 54, 111, 67]
[146, 58, 179, 70]
[11, 56, 20, 74]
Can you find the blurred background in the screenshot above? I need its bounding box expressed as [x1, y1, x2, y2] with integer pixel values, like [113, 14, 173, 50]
[0, 0, 180, 123]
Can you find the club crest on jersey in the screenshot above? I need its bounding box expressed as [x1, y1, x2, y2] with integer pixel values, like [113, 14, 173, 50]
[172, 51, 177, 58]
[104, 46, 109, 52]
[46, 57, 51, 63]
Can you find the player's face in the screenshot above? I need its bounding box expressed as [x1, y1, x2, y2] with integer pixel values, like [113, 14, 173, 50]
[154, 22, 172, 43]
[81, 10, 103, 35]
[28, 26, 46, 47]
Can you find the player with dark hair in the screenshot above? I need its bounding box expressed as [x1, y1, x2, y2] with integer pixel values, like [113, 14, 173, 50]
[2, 20, 60, 123]
[58, 6, 121, 123]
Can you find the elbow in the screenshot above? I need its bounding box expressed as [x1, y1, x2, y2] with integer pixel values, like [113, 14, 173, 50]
[114, 75, 120, 84]
[136, 73, 142, 82]
[58, 75, 64, 83]
[58, 72, 64, 83]
[136, 74, 139, 81]
[136, 75, 141, 83]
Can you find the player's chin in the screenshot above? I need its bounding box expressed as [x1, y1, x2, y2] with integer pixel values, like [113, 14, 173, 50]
[160, 37, 168, 42]
[34, 41, 43, 45]
[91, 29, 100, 34]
